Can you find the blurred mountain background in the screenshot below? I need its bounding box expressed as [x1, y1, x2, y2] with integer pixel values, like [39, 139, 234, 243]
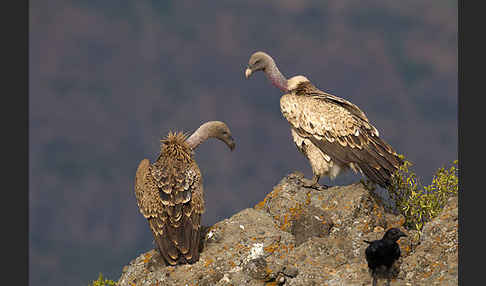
[29, 1, 457, 285]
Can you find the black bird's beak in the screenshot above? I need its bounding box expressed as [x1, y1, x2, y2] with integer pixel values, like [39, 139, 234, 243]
[245, 67, 252, 79]
[399, 230, 408, 238]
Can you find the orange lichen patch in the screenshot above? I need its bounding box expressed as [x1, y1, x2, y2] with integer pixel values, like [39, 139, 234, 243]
[254, 200, 265, 210]
[204, 258, 214, 267]
[369, 203, 383, 219]
[229, 261, 236, 268]
[265, 266, 273, 275]
[266, 186, 282, 201]
[433, 235, 443, 244]
[142, 252, 153, 263]
[422, 269, 434, 279]
[288, 203, 304, 218]
[359, 220, 371, 233]
[234, 243, 250, 252]
[342, 202, 352, 210]
[324, 266, 338, 276]
[278, 203, 306, 231]
[279, 242, 294, 256]
[401, 243, 412, 255]
[373, 226, 384, 233]
[321, 203, 337, 211]
[265, 282, 278, 286]
[279, 214, 291, 231]
[397, 216, 406, 226]
[264, 242, 280, 254]
[305, 192, 312, 205]
[144, 252, 153, 259]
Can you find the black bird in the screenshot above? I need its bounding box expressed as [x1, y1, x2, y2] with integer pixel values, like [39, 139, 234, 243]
[364, 228, 407, 286]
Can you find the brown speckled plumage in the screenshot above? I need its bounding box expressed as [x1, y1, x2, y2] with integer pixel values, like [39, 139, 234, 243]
[281, 77, 403, 188]
[135, 122, 235, 266]
[245, 51, 402, 189]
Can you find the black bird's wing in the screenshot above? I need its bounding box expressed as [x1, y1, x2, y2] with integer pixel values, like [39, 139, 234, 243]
[365, 240, 385, 270]
[365, 239, 402, 271]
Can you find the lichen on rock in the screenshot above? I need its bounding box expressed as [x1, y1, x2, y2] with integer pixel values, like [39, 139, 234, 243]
[117, 172, 458, 286]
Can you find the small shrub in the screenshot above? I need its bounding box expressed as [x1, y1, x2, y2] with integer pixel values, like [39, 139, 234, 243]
[388, 156, 458, 231]
[88, 273, 117, 286]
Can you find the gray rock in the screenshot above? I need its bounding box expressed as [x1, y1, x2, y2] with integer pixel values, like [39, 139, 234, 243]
[283, 265, 299, 278]
[244, 257, 269, 280]
[290, 205, 333, 246]
[117, 172, 458, 286]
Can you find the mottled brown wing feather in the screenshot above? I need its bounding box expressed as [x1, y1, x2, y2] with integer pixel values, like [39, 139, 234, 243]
[135, 159, 163, 219]
[281, 92, 402, 188]
[293, 81, 371, 124]
[134, 153, 205, 266]
[155, 160, 203, 265]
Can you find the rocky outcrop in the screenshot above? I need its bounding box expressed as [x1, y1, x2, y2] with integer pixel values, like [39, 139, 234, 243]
[118, 172, 458, 286]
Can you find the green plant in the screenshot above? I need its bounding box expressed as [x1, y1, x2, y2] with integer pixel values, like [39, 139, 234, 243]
[388, 156, 458, 231]
[88, 273, 117, 286]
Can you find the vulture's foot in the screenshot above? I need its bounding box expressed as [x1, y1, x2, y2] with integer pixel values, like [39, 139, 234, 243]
[301, 175, 328, 191]
[372, 276, 378, 286]
[311, 184, 329, 191]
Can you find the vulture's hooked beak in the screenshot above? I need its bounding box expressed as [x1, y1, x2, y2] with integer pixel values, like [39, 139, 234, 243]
[228, 135, 236, 151]
[228, 141, 236, 151]
[245, 67, 252, 79]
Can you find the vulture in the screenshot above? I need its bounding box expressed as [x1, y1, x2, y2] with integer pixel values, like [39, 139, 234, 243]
[245, 51, 403, 189]
[134, 121, 235, 266]
[364, 228, 407, 286]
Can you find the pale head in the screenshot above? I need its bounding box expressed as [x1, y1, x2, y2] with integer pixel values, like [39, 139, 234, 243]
[204, 121, 236, 151]
[287, 75, 310, 91]
[245, 51, 276, 79]
[244, 51, 288, 92]
[186, 121, 236, 151]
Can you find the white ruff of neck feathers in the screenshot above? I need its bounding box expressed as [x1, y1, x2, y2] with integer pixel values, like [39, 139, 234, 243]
[287, 75, 310, 91]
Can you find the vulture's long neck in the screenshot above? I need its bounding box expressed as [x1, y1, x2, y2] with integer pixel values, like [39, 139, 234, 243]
[265, 60, 288, 92]
[186, 123, 211, 150]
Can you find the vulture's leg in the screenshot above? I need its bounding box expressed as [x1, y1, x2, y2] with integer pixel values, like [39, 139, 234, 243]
[302, 174, 328, 190]
[372, 275, 378, 286]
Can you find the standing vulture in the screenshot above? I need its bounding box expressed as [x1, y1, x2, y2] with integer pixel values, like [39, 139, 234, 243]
[134, 121, 235, 265]
[245, 51, 403, 189]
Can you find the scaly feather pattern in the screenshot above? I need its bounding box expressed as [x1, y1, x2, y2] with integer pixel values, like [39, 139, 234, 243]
[281, 78, 403, 188]
[135, 131, 203, 265]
